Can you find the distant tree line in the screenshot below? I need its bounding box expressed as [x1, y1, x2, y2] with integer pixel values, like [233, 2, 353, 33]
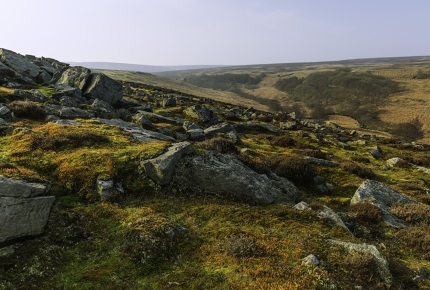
[275, 68, 401, 126]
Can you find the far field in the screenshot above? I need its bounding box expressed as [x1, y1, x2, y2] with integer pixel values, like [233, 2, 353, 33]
[102, 56, 430, 143]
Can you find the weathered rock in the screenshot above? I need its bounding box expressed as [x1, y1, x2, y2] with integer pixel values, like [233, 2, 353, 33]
[157, 127, 174, 138]
[59, 107, 95, 119]
[138, 111, 182, 125]
[188, 129, 206, 141]
[313, 175, 329, 194]
[338, 141, 351, 150]
[0, 118, 7, 126]
[56, 66, 91, 91]
[83, 73, 123, 105]
[293, 201, 311, 211]
[128, 104, 153, 113]
[97, 180, 124, 201]
[0, 104, 13, 121]
[0, 176, 51, 198]
[234, 122, 280, 134]
[304, 157, 339, 167]
[317, 206, 353, 235]
[132, 112, 153, 129]
[327, 239, 392, 284]
[162, 97, 176, 107]
[204, 122, 243, 144]
[96, 118, 175, 142]
[325, 121, 344, 130]
[301, 254, 320, 266]
[184, 105, 218, 126]
[369, 146, 384, 159]
[279, 121, 297, 130]
[0, 196, 55, 243]
[92, 99, 117, 119]
[52, 85, 86, 104]
[181, 151, 298, 204]
[0, 48, 43, 82]
[142, 142, 194, 185]
[183, 121, 201, 131]
[13, 89, 49, 103]
[386, 157, 410, 168]
[60, 96, 78, 107]
[116, 108, 132, 122]
[351, 180, 416, 227]
[0, 176, 54, 243]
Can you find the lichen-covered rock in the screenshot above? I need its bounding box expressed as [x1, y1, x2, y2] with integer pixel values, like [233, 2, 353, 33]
[204, 122, 242, 144]
[132, 112, 153, 129]
[142, 142, 194, 185]
[56, 66, 91, 91]
[369, 146, 384, 159]
[184, 105, 218, 126]
[301, 254, 320, 266]
[351, 180, 416, 227]
[0, 48, 42, 82]
[327, 239, 392, 285]
[180, 151, 298, 204]
[83, 72, 123, 105]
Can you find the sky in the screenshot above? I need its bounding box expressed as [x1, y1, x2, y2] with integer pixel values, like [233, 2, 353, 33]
[2, 0, 430, 65]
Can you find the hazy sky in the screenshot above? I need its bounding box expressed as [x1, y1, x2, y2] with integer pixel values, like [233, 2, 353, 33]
[2, 0, 429, 65]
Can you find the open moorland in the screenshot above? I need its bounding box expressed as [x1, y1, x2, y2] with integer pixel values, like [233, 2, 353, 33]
[1, 48, 430, 289]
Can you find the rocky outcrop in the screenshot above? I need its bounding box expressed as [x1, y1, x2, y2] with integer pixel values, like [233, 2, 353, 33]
[83, 73, 123, 105]
[56, 66, 91, 91]
[181, 151, 298, 204]
[91, 99, 117, 119]
[59, 107, 95, 119]
[351, 180, 416, 227]
[0, 177, 54, 243]
[142, 142, 194, 185]
[184, 105, 218, 126]
[204, 122, 242, 144]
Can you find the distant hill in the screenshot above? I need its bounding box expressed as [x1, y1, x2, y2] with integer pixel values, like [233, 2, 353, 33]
[68, 62, 226, 73]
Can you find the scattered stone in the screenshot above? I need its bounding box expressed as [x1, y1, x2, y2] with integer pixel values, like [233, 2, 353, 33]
[183, 121, 201, 130]
[187, 129, 206, 141]
[97, 180, 124, 201]
[351, 180, 416, 227]
[301, 254, 320, 266]
[132, 112, 153, 129]
[0, 104, 13, 121]
[386, 157, 409, 168]
[369, 146, 384, 159]
[60, 96, 78, 107]
[304, 157, 339, 167]
[184, 104, 218, 126]
[138, 111, 182, 125]
[162, 97, 176, 107]
[325, 121, 344, 130]
[327, 239, 392, 284]
[293, 201, 311, 211]
[204, 122, 242, 144]
[142, 142, 194, 185]
[317, 206, 353, 235]
[313, 175, 329, 194]
[279, 120, 297, 130]
[338, 141, 351, 150]
[350, 140, 368, 146]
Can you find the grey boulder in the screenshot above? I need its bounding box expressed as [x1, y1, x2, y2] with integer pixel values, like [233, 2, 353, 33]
[142, 142, 194, 185]
[56, 66, 91, 91]
[83, 73, 123, 105]
[182, 151, 298, 204]
[351, 180, 416, 227]
[92, 98, 117, 119]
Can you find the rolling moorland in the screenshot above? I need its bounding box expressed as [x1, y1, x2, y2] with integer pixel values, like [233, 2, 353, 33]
[1, 48, 430, 289]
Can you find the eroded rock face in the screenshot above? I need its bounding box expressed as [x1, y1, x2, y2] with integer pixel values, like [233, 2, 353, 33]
[181, 151, 298, 204]
[83, 73, 123, 105]
[351, 180, 416, 227]
[0, 177, 54, 243]
[0, 48, 42, 80]
[142, 142, 194, 185]
[56, 66, 91, 91]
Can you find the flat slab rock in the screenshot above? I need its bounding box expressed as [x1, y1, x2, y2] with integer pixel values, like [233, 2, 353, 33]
[351, 179, 416, 227]
[0, 176, 54, 243]
[182, 151, 298, 204]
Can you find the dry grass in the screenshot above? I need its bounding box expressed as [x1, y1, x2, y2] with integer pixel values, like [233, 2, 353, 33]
[8, 100, 47, 120]
[340, 161, 376, 179]
[195, 137, 239, 154]
[390, 202, 430, 224]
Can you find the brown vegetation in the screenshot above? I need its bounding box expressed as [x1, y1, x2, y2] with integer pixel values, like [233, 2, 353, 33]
[8, 100, 47, 120]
